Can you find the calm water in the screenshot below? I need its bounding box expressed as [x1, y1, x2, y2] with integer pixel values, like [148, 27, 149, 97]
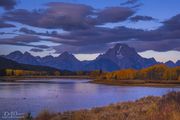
[0, 79, 180, 117]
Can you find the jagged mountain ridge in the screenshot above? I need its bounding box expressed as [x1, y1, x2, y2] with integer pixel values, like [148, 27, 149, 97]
[96, 44, 157, 70]
[2, 44, 167, 71]
[3, 51, 82, 71]
[5, 51, 40, 65]
[165, 60, 180, 67]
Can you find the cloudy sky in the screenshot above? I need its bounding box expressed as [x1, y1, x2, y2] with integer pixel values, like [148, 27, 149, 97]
[0, 0, 180, 62]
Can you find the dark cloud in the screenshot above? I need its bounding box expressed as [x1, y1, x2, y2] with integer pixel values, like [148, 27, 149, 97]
[1, 2, 180, 54]
[123, 39, 180, 52]
[30, 48, 44, 52]
[162, 14, 180, 31]
[49, 14, 180, 53]
[121, 0, 143, 9]
[131, 3, 143, 8]
[19, 27, 36, 34]
[3, 2, 135, 30]
[0, 32, 6, 35]
[1, 35, 42, 43]
[9, 17, 180, 53]
[121, 0, 138, 5]
[0, 20, 15, 28]
[130, 15, 156, 22]
[0, 35, 50, 49]
[0, 0, 17, 10]
[4, 3, 94, 30]
[53, 44, 109, 54]
[51, 27, 143, 46]
[19, 27, 59, 36]
[96, 7, 135, 24]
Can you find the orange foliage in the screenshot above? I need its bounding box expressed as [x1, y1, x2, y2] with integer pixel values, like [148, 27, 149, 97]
[100, 64, 180, 80]
[105, 69, 137, 80]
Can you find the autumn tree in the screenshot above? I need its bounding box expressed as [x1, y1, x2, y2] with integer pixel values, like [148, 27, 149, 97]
[98, 64, 180, 81]
[90, 70, 103, 78]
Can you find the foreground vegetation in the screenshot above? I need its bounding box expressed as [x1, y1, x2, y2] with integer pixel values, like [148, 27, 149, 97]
[21, 91, 180, 120]
[93, 79, 180, 87]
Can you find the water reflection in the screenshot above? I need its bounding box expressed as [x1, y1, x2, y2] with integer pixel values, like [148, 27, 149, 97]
[0, 79, 179, 116]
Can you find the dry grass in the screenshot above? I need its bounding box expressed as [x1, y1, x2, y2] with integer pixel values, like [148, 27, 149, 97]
[92, 79, 180, 87]
[21, 91, 180, 120]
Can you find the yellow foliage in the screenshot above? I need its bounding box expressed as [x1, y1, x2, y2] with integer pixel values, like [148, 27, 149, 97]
[54, 71, 61, 76]
[5, 69, 50, 76]
[100, 65, 180, 80]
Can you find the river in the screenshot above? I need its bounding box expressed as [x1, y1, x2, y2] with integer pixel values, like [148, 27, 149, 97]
[0, 79, 179, 118]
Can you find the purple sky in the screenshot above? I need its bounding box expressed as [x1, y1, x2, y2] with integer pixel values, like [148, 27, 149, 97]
[0, 0, 180, 62]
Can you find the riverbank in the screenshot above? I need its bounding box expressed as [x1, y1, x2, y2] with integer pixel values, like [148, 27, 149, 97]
[22, 91, 180, 120]
[1, 76, 180, 87]
[92, 79, 180, 87]
[0, 76, 90, 82]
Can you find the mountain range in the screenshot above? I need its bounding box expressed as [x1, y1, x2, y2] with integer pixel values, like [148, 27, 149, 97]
[165, 60, 180, 67]
[0, 56, 60, 72]
[2, 44, 179, 71]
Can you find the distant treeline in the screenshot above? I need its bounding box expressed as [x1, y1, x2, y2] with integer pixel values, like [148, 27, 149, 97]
[95, 64, 180, 80]
[0, 69, 60, 76]
[1, 64, 179, 80]
[0, 68, 92, 76]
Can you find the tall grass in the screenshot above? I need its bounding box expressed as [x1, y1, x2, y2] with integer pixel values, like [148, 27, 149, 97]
[21, 91, 180, 120]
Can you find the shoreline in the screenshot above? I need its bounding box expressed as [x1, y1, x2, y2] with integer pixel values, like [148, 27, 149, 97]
[0, 76, 90, 82]
[27, 91, 180, 120]
[1, 76, 180, 87]
[92, 79, 180, 87]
